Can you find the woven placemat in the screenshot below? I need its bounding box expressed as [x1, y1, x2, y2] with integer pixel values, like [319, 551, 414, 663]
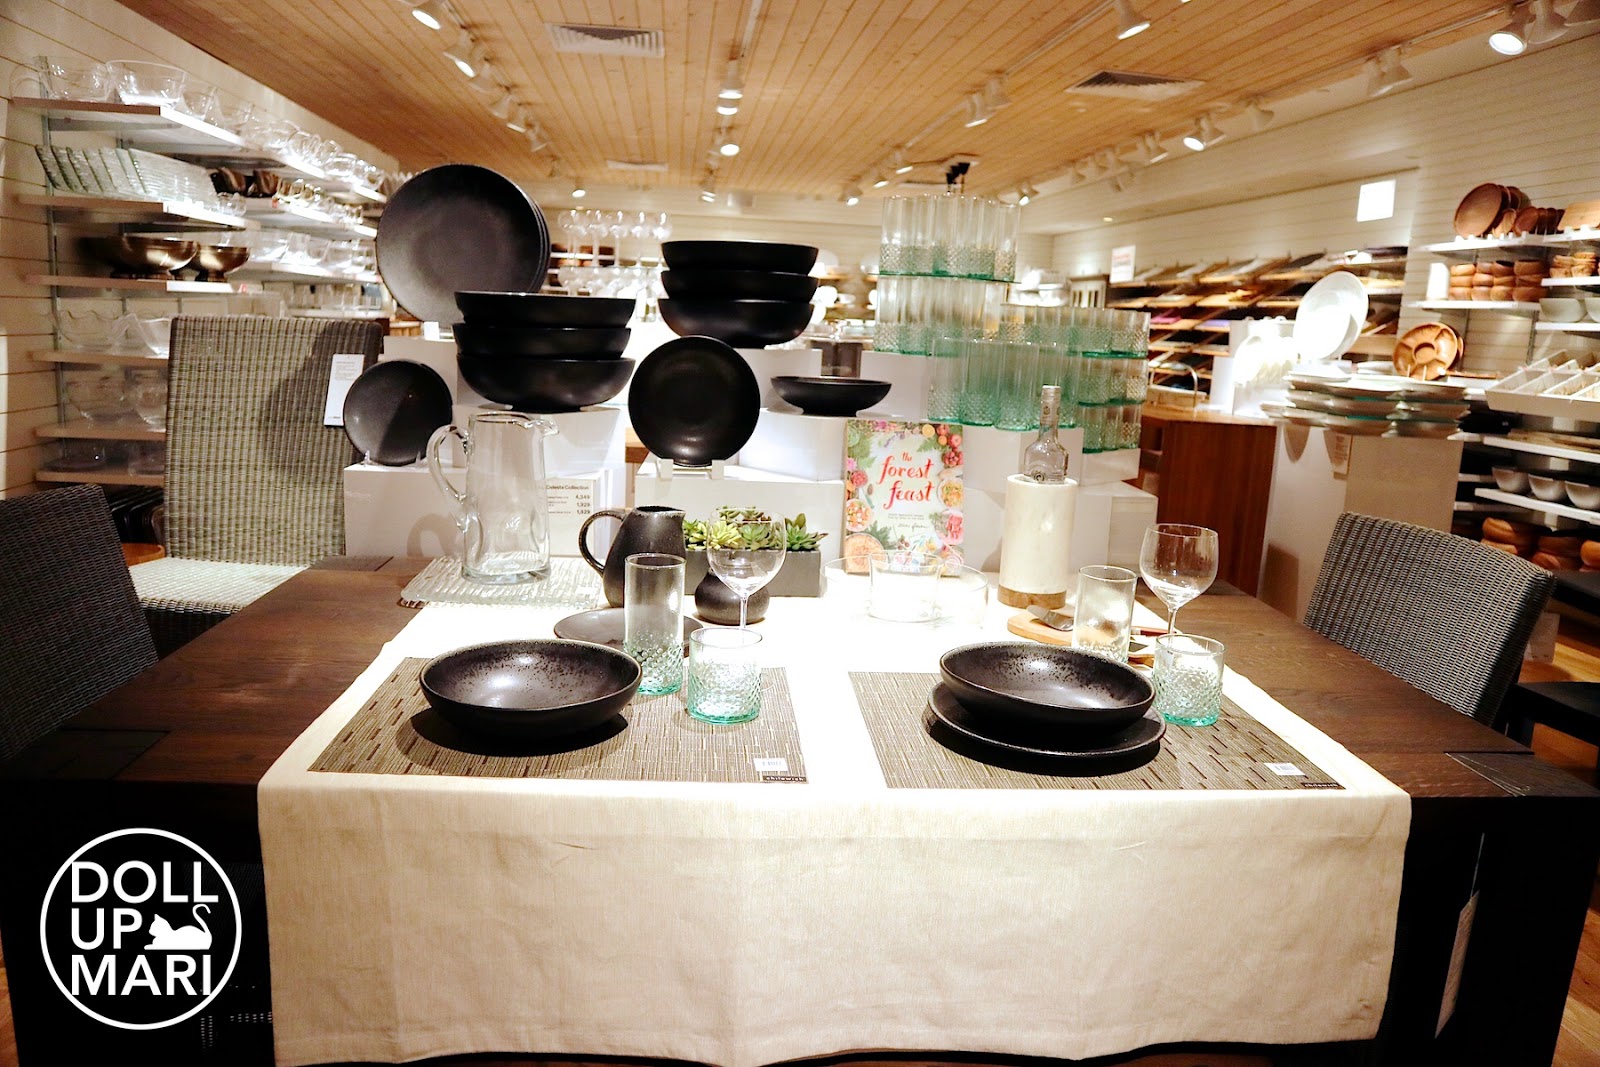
[851, 672, 1341, 791]
[399, 556, 603, 609]
[309, 660, 805, 783]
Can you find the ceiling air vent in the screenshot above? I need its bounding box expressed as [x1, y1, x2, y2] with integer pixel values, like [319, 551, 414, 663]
[547, 23, 665, 58]
[606, 159, 668, 172]
[1065, 70, 1203, 101]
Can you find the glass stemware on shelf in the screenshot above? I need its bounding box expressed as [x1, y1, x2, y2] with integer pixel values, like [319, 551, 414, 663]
[705, 511, 787, 629]
[1138, 523, 1219, 634]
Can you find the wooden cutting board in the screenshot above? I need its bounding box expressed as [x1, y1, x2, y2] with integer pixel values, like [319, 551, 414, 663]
[1562, 199, 1600, 231]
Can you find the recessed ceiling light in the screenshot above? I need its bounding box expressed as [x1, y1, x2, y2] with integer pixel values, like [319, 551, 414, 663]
[1112, 0, 1151, 39]
[409, 0, 447, 30]
[1489, 5, 1530, 54]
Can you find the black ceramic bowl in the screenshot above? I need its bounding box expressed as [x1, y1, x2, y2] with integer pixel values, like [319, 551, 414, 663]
[772, 376, 891, 417]
[658, 299, 812, 348]
[939, 642, 1154, 733]
[457, 353, 634, 411]
[661, 240, 819, 275]
[420, 639, 641, 741]
[455, 291, 635, 328]
[453, 322, 631, 359]
[660, 269, 819, 302]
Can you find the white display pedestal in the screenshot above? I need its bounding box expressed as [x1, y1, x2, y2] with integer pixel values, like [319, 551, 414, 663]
[635, 459, 846, 551]
[1260, 426, 1464, 621]
[858, 349, 931, 420]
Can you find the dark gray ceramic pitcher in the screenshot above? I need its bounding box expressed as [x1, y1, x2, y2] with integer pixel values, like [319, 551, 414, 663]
[578, 505, 686, 606]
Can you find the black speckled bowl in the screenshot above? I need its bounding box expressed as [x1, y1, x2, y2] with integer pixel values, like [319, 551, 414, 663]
[771, 375, 891, 416]
[420, 639, 641, 740]
[938, 641, 1154, 733]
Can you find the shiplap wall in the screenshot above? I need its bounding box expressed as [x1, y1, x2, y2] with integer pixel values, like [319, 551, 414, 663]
[1, 0, 396, 497]
[1050, 34, 1600, 375]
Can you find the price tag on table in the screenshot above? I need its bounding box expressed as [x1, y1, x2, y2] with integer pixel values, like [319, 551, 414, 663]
[323, 353, 365, 427]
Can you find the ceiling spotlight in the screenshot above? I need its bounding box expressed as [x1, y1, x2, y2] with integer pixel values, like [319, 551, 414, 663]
[982, 78, 1012, 111]
[571, 182, 586, 199]
[526, 126, 548, 153]
[1110, 165, 1137, 193]
[1247, 100, 1275, 131]
[505, 106, 528, 133]
[841, 184, 863, 206]
[1017, 184, 1039, 206]
[1567, 0, 1600, 24]
[489, 91, 516, 119]
[1526, 0, 1567, 42]
[700, 183, 717, 203]
[891, 149, 913, 174]
[716, 99, 739, 116]
[871, 175, 891, 189]
[1112, 0, 1152, 39]
[1367, 48, 1414, 96]
[409, 0, 448, 30]
[963, 93, 991, 127]
[1139, 131, 1169, 163]
[444, 33, 486, 78]
[1489, 4, 1530, 54]
[467, 64, 499, 92]
[1182, 115, 1223, 151]
[715, 133, 740, 157]
[718, 61, 744, 101]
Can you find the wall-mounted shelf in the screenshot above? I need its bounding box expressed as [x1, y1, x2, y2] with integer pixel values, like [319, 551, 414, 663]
[234, 263, 378, 283]
[36, 467, 164, 488]
[1543, 276, 1600, 288]
[1534, 322, 1600, 333]
[37, 420, 164, 442]
[1473, 434, 1600, 464]
[1476, 487, 1600, 524]
[240, 199, 376, 237]
[26, 274, 234, 294]
[1425, 236, 1553, 256]
[1410, 300, 1541, 313]
[288, 308, 389, 319]
[16, 192, 254, 230]
[31, 349, 168, 367]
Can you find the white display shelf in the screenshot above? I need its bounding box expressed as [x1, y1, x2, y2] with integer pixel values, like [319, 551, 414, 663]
[31, 349, 167, 366]
[1476, 487, 1600, 524]
[26, 274, 233, 294]
[16, 192, 254, 230]
[234, 262, 378, 283]
[1454, 500, 1520, 513]
[37, 420, 163, 442]
[241, 198, 378, 237]
[1543, 230, 1600, 246]
[1424, 236, 1550, 256]
[35, 466, 163, 488]
[1483, 387, 1600, 420]
[1543, 276, 1600, 288]
[1474, 434, 1600, 464]
[289, 307, 389, 319]
[1534, 322, 1600, 333]
[1409, 300, 1541, 314]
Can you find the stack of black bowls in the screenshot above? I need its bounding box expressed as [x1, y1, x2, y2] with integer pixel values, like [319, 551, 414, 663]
[452, 292, 636, 412]
[658, 241, 820, 348]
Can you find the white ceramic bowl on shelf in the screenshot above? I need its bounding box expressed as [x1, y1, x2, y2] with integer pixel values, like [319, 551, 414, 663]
[1540, 298, 1584, 323]
[1528, 474, 1567, 502]
[1492, 467, 1530, 494]
[1586, 297, 1600, 323]
[1568, 482, 1600, 511]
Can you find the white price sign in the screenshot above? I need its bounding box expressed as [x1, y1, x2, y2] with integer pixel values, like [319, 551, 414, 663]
[1109, 244, 1137, 285]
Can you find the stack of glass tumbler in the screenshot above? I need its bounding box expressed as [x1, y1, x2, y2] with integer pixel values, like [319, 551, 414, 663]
[874, 193, 1019, 355]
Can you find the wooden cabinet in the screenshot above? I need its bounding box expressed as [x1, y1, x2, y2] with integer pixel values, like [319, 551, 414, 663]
[1136, 405, 1277, 595]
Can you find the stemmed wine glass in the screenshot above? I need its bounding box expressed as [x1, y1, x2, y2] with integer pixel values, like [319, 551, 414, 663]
[706, 511, 787, 628]
[1138, 524, 1219, 634]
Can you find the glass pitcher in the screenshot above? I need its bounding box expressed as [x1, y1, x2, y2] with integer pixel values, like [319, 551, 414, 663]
[427, 410, 557, 584]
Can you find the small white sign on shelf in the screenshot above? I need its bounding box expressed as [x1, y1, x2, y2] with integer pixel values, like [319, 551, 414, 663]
[323, 353, 365, 426]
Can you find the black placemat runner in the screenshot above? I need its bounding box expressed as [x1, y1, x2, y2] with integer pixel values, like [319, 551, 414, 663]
[851, 672, 1341, 790]
[310, 660, 805, 783]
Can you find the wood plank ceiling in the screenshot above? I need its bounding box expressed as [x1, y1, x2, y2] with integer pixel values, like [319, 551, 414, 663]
[120, 0, 1504, 200]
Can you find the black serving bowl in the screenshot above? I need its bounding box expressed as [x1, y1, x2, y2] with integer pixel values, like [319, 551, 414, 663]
[772, 375, 891, 417]
[658, 298, 812, 348]
[420, 639, 641, 741]
[660, 269, 819, 302]
[453, 322, 631, 359]
[939, 642, 1154, 733]
[661, 240, 819, 275]
[457, 353, 634, 411]
[83, 235, 198, 280]
[455, 291, 636, 328]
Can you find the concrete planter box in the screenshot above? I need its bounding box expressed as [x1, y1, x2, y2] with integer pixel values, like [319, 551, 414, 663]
[684, 549, 823, 598]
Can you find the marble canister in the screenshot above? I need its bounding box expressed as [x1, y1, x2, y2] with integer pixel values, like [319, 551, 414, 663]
[997, 473, 1078, 608]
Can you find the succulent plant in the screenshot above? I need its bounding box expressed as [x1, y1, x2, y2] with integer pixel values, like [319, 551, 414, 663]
[683, 509, 827, 551]
[705, 520, 746, 549]
[784, 513, 827, 552]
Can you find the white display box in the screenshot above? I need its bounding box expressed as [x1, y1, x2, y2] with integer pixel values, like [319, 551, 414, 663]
[635, 461, 845, 551]
[735, 347, 822, 409]
[343, 463, 623, 559]
[859, 349, 932, 420]
[740, 410, 849, 481]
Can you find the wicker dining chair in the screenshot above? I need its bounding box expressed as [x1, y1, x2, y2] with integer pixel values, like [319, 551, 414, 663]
[1304, 511, 1554, 727]
[132, 315, 382, 654]
[0, 485, 158, 761]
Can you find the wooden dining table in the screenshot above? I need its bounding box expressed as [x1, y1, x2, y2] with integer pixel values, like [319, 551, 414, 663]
[2, 555, 1597, 1066]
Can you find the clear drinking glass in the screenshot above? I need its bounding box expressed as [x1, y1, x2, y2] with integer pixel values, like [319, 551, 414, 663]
[927, 334, 964, 422]
[686, 627, 763, 724]
[1072, 565, 1139, 662]
[706, 513, 786, 628]
[1153, 634, 1226, 726]
[126, 368, 167, 428]
[624, 553, 685, 696]
[868, 550, 942, 622]
[1138, 524, 1220, 634]
[997, 341, 1041, 431]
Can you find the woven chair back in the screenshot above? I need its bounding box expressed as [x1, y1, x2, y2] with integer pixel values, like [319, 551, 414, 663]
[1304, 511, 1553, 726]
[164, 315, 381, 565]
[0, 485, 157, 761]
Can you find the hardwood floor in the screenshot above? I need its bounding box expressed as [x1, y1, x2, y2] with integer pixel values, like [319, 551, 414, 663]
[5, 623, 1600, 1067]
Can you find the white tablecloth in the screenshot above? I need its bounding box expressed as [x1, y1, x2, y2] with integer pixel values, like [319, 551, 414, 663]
[259, 583, 1409, 1066]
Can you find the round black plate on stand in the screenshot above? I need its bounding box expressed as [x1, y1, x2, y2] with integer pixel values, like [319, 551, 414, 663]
[628, 336, 760, 466]
[377, 164, 550, 326]
[926, 683, 1165, 773]
[342, 360, 453, 465]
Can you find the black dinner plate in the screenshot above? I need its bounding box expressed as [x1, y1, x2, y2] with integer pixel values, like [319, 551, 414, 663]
[377, 164, 551, 326]
[927, 682, 1165, 762]
[628, 336, 760, 466]
[342, 359, 453, 465]
[553, 608, 703, 655]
